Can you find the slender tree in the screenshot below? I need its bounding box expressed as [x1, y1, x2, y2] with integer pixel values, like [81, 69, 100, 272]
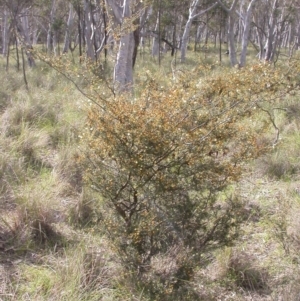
[84, 0, 96, 60]
[239, 0, 257, 67]
[106, 0, 135, 92]
[180, 0, 218, 63]
[217, 0, 239, 66]
[264, 0, 279, 61]
[46, 0, 57, 54]
[63, 3, 75, 53]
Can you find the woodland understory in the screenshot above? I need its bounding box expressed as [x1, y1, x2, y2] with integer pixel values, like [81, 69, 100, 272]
[1, 0, 300, 301]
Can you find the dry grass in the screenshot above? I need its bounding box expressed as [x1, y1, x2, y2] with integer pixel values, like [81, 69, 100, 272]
[54, 146, 83, 192]
[0, 56, 138, 301]
[68, 189, 101, 228]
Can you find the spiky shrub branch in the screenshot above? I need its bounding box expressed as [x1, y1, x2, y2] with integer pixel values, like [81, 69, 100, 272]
[82, 62, 299, 298]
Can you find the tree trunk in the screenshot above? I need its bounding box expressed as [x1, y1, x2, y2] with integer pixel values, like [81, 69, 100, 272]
[253, 12, 265, 60]
[218, 0, 239, 67]
[15, 36, 20, 71]
[20, 9, 35, 67]
[47, 0, 56, 54]
[265, 0, 279, 61]
[239, 0, 257, 67]
[102, 0, 108, 59]
[63, 3, 74, 53]
[2, 9, 10, 56]
[228, 13, 238, 66]
[84, 0, 96, 60]
[180, 0, 217, 63]
[152, 13, 160, 57]
[296, 22, 300, 50]
[132, 4, 150, 68]
[107, 0, 134, 93]
[181, 17, 193, 62]
[21, 47, 28, 90]
[78, 6, 83, 61]
[32, 25, 40, 45]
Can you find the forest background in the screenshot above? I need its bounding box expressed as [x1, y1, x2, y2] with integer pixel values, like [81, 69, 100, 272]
[1, 0, 300, 300]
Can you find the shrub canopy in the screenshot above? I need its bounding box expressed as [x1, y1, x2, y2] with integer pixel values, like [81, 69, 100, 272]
[82, 62, 299, 297]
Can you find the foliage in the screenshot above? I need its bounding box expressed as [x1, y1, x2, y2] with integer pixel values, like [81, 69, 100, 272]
[82, 62, 300, 297]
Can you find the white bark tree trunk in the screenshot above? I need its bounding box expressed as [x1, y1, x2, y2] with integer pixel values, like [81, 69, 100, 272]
[32, 24, 40, 45]
[47, 0, 56, 54]
[239, 0, 257, 67]
[296, 22, 300, 50]
[180, 16, 193, 62]
[152, 13, 160, 57]
[2, 9, 10, 56]
[63, 3, 74, 53]
[106, 0, 134, 93]
[218, 0, 239, 67]
[84, 0, 96, 60]
[253, 12, 265, 59]
[20, 10, 31, 45]
[180, 0, 218, 62]
[20, 8, 35, 67]
[228, 14, 238, 66]
[265, 0, 279, 61]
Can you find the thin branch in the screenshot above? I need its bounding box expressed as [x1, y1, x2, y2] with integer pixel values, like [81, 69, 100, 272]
[256, 103, 280, 146]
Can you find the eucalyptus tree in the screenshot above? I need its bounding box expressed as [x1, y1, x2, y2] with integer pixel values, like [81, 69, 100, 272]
[1, 7, 9, 56]
[151, 0, 186, 59]
[1, 0, 36, 67]
[63, 2, 75, 53]
[151, 5, 160, 57]
[70, 0, 84, 59]
[252, 0, 297, 61]
[293, 2, 300, 51]
[105, 0, 134, 92]
[217, 0, 239, 66]
[105, 0, 148, 92]
[46, 0, 57, 54]
[180, 0, 218, 62]
[252, 1, 267, 59]
[132, 3, 152, 66]
[264, 0, 279, 61]
[83, 0, 97, 60]
[266, 0, 297, 61]
[239, 0, 257, 67]
[217, 0, 257, 67]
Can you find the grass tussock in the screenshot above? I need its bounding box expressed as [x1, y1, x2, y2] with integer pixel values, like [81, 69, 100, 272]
[0, 151, 25, 205]
[258, 132, 300, 180]
[55, 146, 83, 192]
[226, 250, 269, 292]
[68, 190, 101, 228]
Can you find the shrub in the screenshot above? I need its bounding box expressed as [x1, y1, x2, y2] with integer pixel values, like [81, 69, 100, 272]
[82, 63, 299, 298]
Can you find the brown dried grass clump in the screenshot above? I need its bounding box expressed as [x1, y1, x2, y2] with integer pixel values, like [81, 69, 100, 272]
[81, 249, 112, 290]
[227, 251, 269, 292]
[55, 147, 83, 193]
[1, 204, 64, 250]
[68, 190, 101, 228]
